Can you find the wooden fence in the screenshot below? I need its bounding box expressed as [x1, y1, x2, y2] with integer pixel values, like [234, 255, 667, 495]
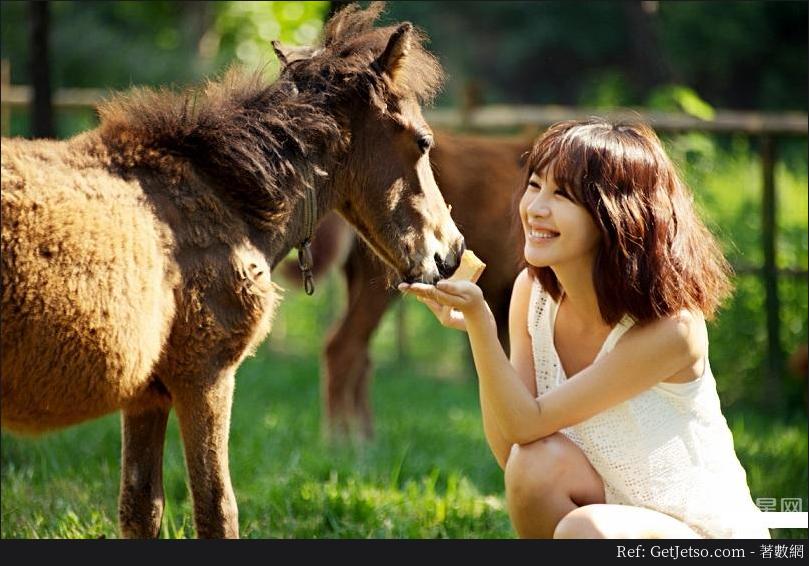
[1, 70, 807, 401]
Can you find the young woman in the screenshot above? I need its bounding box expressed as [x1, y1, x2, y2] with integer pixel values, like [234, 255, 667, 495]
[399, 119, 770, 539]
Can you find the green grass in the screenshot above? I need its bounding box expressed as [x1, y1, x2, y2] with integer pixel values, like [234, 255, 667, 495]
[1, 346, 806, 539]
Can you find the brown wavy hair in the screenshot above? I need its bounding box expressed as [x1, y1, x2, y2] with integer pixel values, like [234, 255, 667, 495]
[515, 118, 733, 325]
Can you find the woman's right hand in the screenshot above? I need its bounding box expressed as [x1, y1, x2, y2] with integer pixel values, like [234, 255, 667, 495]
[408, 294, 468, 332]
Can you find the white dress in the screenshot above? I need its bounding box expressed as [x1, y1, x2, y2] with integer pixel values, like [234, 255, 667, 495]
[527, 279, 770, 539]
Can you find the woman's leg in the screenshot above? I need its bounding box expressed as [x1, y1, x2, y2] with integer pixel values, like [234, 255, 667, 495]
[504, 432, 605, 538]
[553, 504, 702, 539]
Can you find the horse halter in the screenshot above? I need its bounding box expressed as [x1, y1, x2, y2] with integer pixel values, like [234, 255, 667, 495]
[297, 183, 316, 296]
[297, 167, 326, 296]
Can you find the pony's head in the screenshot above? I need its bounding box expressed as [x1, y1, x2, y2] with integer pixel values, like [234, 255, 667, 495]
[275, 3, 464, 283]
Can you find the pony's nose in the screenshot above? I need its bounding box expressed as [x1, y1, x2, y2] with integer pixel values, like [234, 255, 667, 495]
[435, 238, 465, 279]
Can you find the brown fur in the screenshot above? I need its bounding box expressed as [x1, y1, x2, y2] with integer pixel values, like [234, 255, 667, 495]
[1, 3, 463, 538]
[277, 132, 530, 439]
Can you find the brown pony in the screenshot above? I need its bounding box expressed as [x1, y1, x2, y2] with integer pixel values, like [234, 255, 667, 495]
[0, 4, 464, 538]
[280, 131, 530, 439]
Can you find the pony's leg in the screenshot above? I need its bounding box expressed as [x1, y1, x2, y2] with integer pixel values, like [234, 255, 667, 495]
[323, 242, 393, 441]
[172, 371, 238, 538]
[504, 432, 605, 538]
[554, 504, 701, 539]
[119, 406, 170, 538]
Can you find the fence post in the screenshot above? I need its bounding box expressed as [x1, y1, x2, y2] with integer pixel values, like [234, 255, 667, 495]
[1, 59, 9, 136]
[761, 135, 783, 406]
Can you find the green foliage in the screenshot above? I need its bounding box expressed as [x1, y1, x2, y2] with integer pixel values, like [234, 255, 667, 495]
[1, 1, 805, 111]
[657, 1, 807, 111]
[0, 1, 328, 90]
[647, 84, 716, 120]
[212, 1, 328, 80]
[660, 135, 808, 411]
[578, 70, 635, 109]
[384, 1, 806, 110]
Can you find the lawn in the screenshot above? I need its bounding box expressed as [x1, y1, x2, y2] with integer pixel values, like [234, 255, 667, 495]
[1, 343, 806, 538]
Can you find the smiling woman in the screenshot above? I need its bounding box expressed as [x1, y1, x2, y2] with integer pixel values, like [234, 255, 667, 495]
[400, 118, 770, 539]
[519, 168, 601, 279]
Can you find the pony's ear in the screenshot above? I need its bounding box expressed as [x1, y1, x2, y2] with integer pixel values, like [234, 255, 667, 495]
[272, 41, 319, 69]
[272, 40, 290, 67]
[374, 22, 412, 82]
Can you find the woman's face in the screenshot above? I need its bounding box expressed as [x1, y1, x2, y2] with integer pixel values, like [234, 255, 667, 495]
[518, 166, 601, 270]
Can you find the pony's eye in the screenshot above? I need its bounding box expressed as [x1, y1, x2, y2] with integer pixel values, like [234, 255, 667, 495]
[416, 134, 433, 153]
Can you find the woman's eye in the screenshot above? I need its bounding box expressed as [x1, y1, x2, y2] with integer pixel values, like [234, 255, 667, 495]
[554, 189, 570, 199]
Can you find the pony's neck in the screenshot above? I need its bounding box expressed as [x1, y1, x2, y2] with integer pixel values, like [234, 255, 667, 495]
[98, 68, 346, 244]
[265, 176, 338, 269]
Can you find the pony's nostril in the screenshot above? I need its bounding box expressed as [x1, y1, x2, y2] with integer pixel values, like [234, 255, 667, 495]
[435, 252, 451, 279]
[445, 239, 465, 275]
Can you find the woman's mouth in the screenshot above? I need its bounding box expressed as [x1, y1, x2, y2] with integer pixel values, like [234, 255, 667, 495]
[527, 227, 560, 243]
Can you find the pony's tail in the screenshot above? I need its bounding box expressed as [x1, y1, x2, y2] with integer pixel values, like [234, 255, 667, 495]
[275, 211, 354, 288]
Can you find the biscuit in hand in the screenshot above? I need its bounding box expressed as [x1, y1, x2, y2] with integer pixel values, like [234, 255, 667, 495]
[446, 249, 486, 283]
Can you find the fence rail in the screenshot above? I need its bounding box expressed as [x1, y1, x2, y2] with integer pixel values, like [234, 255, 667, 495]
[1, 76, 807, 401]
[2, 84, 807, 136]
[427, 105, 808, 136]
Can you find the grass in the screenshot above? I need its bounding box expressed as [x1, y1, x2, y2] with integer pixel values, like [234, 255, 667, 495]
[2, 345, 806, 539]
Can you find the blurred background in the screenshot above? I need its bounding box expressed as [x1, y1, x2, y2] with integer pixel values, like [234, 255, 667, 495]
[1, 1, 806, 539]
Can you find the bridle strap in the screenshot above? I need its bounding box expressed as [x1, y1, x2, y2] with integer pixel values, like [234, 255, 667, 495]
[297, 181, 317, 296]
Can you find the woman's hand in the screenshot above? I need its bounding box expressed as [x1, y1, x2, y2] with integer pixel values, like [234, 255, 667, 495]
[398, 279, 494, 332]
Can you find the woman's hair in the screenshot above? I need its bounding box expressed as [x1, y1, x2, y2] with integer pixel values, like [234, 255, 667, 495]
[515, 118, 733, 324]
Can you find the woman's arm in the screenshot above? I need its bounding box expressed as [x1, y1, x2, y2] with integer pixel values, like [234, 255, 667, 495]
[480, 269, 538, 468]
[401, 277, 707, 446]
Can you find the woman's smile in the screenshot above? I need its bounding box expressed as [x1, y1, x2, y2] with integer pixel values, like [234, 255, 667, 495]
[526, 225, 560, 244]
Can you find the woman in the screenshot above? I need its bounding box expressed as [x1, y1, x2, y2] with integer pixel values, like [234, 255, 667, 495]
[399, 119, 769, 539]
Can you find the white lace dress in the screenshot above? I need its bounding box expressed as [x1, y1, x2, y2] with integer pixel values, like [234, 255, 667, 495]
[528, 279, 770, 539]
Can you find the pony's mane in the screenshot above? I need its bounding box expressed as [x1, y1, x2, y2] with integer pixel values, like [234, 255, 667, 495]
[97, 2, 443, 227]
[318, 2, 443, 104]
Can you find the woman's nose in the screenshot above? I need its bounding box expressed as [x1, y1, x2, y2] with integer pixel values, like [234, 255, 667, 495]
[527, 195, 550, 217]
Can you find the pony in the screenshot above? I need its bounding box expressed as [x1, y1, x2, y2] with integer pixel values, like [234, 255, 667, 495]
[279, 131, 530, 439]
[0, 3, 463, 538]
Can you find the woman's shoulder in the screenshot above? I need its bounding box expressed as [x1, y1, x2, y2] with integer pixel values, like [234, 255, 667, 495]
[513, 267, 533, 289]
[511, 268, 539, 332]
[510, 268, 534, 313]
[626, 309, 708, 367]
[513, 268, 550, 299]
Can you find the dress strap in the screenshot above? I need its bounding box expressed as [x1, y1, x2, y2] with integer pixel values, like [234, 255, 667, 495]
[527, 278, 547, 338]
[601, 315, 636, 353]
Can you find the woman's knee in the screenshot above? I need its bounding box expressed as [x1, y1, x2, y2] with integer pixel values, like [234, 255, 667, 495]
[553, 505, 610, 539]
[553, 505, 700, 539]
[504, 433, 573, 498]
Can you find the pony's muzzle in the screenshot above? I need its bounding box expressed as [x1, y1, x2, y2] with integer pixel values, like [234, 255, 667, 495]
[435, 238, 465, 279]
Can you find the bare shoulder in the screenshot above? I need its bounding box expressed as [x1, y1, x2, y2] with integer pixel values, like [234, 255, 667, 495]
[512, 267, 533, 298]
[509, 268, 533, 316]
[509, 268, 533, 333]
[626, 309, 708, 366]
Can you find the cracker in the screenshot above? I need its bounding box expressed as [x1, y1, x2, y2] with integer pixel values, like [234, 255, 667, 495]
[447, 249, 486, 283]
